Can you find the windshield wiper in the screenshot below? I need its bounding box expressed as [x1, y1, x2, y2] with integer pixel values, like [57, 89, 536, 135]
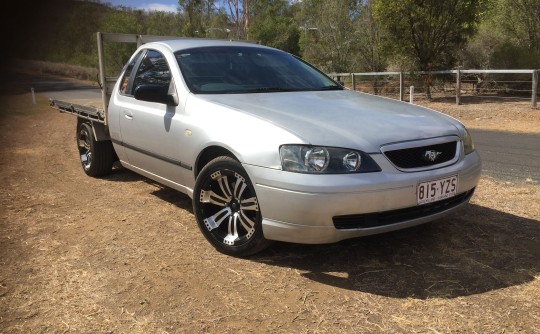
[212, 86, 341, 94]
[318, 85, 343, 91]
[202, 87, 295, 94]
[250, 87, 295, 92]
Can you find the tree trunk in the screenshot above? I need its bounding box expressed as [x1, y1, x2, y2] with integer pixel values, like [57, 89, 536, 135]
[424, 74, 432, 99]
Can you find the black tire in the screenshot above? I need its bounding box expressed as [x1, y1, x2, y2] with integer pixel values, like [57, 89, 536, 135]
[77, 122, 114, 177]
[193, 156, 272, 256]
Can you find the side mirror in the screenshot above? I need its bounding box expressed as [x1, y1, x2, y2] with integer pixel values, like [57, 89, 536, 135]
[134, 84, 178, 106]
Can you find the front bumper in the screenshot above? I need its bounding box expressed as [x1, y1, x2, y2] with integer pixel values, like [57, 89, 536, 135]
[245, 151, 481, 244]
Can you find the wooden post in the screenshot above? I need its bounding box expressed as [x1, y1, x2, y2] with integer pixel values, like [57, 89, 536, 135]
[410, 86, 414, 104]
[532, 70, 538, 109]
[399, 72, 404, 101]
[351, 73, 356, 91]
[456, 69, 461, 105]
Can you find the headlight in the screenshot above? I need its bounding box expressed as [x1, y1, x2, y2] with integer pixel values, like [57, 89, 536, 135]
[280, 145, 381, 174]
[462, 128, 475, 155]
[305, 147, 330, 171]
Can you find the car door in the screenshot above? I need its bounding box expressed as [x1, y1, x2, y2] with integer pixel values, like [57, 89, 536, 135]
[117, 49, 192, 188]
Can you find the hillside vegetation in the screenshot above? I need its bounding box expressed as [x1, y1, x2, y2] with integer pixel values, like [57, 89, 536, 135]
[10, 0, 540, 76]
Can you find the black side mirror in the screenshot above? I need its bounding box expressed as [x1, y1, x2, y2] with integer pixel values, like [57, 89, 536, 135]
[134, 84, 178, 106]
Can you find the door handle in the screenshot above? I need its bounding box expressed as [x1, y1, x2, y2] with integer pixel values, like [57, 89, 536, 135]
[124, 110, 133, 120]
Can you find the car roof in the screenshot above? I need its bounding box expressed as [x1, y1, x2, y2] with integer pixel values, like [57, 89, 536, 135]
[143, 39, 275, 53]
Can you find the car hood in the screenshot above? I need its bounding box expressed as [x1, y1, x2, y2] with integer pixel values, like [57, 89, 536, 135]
[200, 90, 462, 152]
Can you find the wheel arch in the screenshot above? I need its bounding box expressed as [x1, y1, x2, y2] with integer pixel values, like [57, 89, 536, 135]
[194, 145, 239, 178]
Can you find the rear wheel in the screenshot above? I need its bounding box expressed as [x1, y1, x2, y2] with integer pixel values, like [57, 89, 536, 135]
[193, 156, 272, 256]
[77, 122, 114, 177]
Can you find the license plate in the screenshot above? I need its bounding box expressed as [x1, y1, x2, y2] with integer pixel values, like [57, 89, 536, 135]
[417, 175, 458, 205]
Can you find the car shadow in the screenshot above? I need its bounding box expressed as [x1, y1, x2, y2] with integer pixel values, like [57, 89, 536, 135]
[251, 204, 540, 299]
[150, 185, 193, 214]
[103, 166, 194, 214]
[97, 168, 540, 299]
[101, 165, 145, 182]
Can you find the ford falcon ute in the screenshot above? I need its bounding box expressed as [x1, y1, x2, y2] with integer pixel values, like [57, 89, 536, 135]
[51, 33, 482, 257]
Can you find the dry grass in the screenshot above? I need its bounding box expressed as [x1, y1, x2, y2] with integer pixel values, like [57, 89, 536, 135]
[415, 97, 540, 133]
[0, 87, 539, 333]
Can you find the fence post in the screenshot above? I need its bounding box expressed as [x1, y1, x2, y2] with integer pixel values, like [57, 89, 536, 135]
[409, 86, 414, 104]
[399, 72, 404, 101]
[351, 73, 356, 91]
[532, 70, 538, 109]
[31, 88, 36, 104]
[456, 69, 461, 105]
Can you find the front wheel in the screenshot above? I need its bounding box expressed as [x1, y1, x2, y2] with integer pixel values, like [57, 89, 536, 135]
[77, 122, 114, 177]
[193, 156, 272, 256]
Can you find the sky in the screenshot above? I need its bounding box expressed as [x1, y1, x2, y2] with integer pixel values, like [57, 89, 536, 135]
[104, 0, 180, 13]
[102, 1, 300, 13]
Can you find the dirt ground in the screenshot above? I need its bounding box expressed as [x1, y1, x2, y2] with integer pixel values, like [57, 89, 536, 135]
[1, 88, 539, 333]
[415, 97, 540, 134]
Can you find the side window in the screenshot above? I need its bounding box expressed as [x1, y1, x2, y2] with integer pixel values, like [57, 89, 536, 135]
[119, 50, 143, 96]
[131, 50, 171, 95]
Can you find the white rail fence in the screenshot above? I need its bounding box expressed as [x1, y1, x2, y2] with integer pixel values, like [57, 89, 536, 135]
[330, 69, 539, 109]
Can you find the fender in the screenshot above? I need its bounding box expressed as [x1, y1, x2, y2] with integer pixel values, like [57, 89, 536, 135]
[76, 118, 110, 142]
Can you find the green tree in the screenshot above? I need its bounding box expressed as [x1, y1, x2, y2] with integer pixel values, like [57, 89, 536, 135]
[459, 0, 540, 69]
[145, 11, 184, 36]
[499, 0, 540, 52]
[206, 9, 231, 38]
[99, 9, 146, 74]
[12, 0, 110, 66]
[178, 0, 204, 36]
[249, 0, 300, 54]
[374, 0, 483, 70]
[298, 0, 360, 73]
[53, 1, 108, 67]
[491, 0, 540, 68]
[374, 0, 484, 97]
[353, 0, 386, 72]
[226, 0, 250, 39]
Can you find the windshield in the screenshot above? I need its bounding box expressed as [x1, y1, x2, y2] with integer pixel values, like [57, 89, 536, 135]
[175, 46, 342, 94]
